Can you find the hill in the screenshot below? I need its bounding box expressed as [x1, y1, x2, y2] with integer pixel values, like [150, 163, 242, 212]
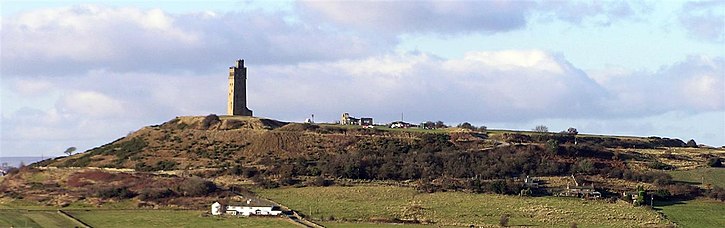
[2, 115, 723, 226]
[32, 115, 725, 193]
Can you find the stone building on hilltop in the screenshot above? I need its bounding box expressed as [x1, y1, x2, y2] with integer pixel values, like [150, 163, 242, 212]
[228, 59, 253, 116]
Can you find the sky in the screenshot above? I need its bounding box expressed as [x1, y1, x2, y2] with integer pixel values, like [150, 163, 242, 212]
[1, 0, 724, 157]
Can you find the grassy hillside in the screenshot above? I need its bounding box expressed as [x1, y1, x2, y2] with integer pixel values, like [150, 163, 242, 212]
[669, 167, 725, 187]
[259, 186, 668, 227]
[655, 199, 725, 227]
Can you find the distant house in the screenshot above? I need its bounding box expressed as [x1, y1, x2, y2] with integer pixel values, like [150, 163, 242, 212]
[389, 121, 416, 128]
[211, 200, 283, 217]
[523, 175, 539, 188]
[558, 175, 601, 199]
[341, 113, 373, 126]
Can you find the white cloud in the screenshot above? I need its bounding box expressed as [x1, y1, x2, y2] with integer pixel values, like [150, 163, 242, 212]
[58, 91, 126, 118]
[598, 55, 725, 114]
[248, 50, 608, 123]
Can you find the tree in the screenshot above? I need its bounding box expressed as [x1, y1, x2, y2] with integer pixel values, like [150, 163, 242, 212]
[457, 122, 475, 131]
[574, 159, 594, 174]
[533, 125, 548, 133]
[64, 147, 77, 156]
[422, 121, 435, 129]
[477, 125, 488, 133]
[707, 157, 722, 167]
[634, 185, 646, 206]
[546, 139, 559, 155]
[566, 127, 578, 135]
[434, 121, 447, 129]
[686, 139, 698, 148]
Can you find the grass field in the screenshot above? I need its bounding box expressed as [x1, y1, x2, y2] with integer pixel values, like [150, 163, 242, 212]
[66, 210, 295, 228]
[259, 186, 668, 227]
[320, 221, 448, 228]
[655, 199, 725, 227]
[669, 167, 725, 187]
[0, 199, 296, 228]
[0, 210, 81, 228]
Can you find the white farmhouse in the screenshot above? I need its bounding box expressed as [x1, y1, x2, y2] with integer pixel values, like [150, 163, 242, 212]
[211, 202, 223, 215]
[211, 199, 283, 217]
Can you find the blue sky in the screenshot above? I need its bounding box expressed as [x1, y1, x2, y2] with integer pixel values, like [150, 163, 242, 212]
[1, 0, 724, 157]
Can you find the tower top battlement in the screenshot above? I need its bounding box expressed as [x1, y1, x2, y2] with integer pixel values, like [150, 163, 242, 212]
[232, 59, 245, 69]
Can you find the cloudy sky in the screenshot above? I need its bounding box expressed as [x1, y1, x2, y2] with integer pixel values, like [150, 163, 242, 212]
[1, 0, 724, 157]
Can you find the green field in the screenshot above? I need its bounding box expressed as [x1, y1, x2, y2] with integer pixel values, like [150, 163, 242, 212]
[669, 167, 725, 187]
[0, 210, 82, 228]
[259, 186, 667, 227]
[321, 221, 447, 228]
[655, 199, 725, 227]
[66, 210, 295, 228]
[0, 205, 296, 228]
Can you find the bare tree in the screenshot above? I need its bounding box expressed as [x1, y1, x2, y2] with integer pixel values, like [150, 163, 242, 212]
[64, 147, 77, 156]
[533, 125, 548, 133]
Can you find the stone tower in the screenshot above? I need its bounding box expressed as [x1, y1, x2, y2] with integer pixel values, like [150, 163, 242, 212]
[227, 59, 253, 116]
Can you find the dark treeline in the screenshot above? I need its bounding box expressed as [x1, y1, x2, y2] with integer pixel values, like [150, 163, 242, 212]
[234, 135, 669, 189]
[263, 134, 568, 181]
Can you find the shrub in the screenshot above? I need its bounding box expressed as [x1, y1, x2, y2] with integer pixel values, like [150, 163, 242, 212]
[177, 177, 217, 196]
[96, 187, 136, 199]
[251, 176, 279, 189]
[202, 114, 221, 129]
[155, 160, 178, 170]
[5, 167, 19, 175]
[499, 214, 510, 227]
[707, 157, 722, 167]
[666, 183, 700, 199]
[309, 175, 333, 187]
[138, 188, 176, 201]
[686, 139, 698, 148]
[706, 186, 725, 201]
[647, 161, 675, 170]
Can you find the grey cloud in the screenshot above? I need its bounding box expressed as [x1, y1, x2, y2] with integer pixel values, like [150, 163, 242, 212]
[680, 0, 725, 42]
[1, 5, 393, 77]
[536, 0, 650, 26]
[297, 0, 650, 35]
[296, 1, 536, 34]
